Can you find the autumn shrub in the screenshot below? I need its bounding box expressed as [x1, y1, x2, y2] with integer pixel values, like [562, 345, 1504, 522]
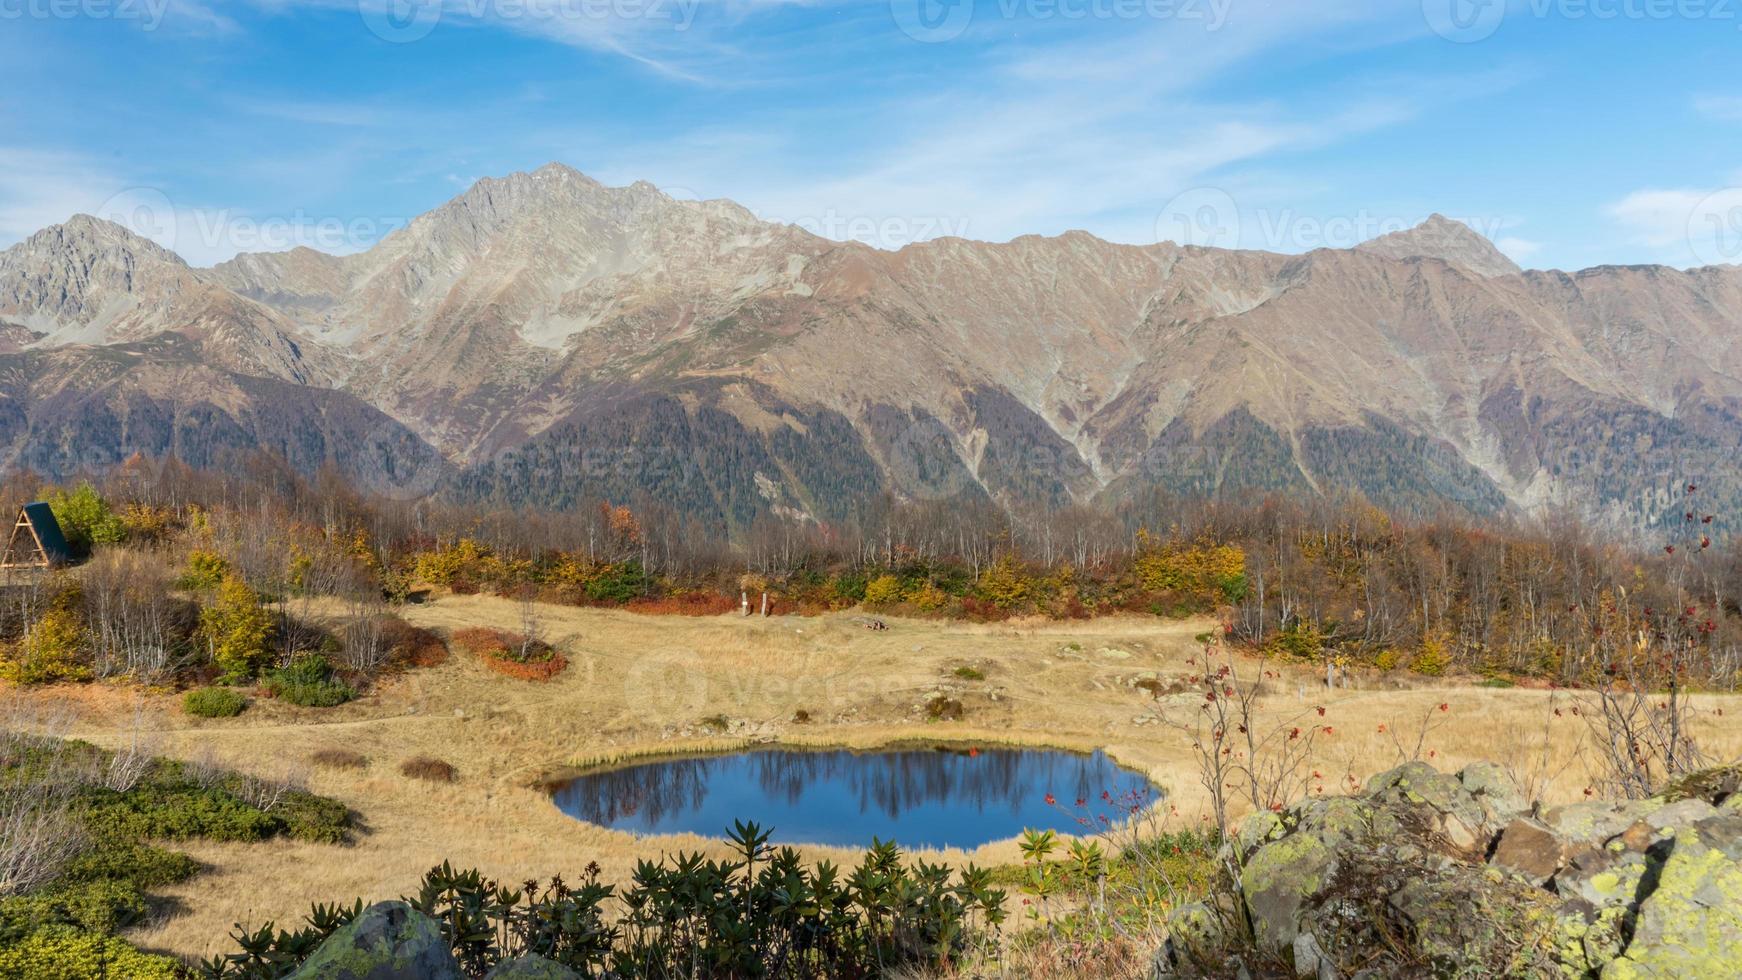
[2, 606, 92, 685]
[201, 576, 272, 681]
[452, 627, 566, 680]
[975, 555, 1031, 609]
[378, 617, 447, 669]
[183, 688, 246, 718]
[116, 503, 175, 544]
[625, 592, 736, 616]
[959, 596, 1010, 622]
[864, 574, 903, 606]
[911, 581, 951, 612]
[1411, 636, 1452, 677]
[1133, 536, 1248, 604]
[176, 550, 229, 592]
[400, 756, 457, 783]
[1374, 649, 1402, 672]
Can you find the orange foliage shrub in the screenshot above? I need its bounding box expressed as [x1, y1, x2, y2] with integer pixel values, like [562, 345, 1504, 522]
[450, 626, 567, 681]
[626, 592, 737, 616]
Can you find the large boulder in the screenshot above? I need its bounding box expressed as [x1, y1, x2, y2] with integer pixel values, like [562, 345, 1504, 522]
[1154, 761, 1742, 979]
[288, 902, 461, 980]
[1600, 820, 1742, 978]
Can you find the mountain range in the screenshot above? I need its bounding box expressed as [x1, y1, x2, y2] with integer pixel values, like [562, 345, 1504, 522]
[4, 162, 1739, 534]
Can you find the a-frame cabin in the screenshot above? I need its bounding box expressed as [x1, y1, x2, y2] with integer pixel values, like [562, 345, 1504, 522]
[0, 503, 73, 569]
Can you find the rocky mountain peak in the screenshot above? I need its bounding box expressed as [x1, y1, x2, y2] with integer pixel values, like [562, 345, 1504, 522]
[1356, 213, 1521, 279]
[15, 214, 188, 269]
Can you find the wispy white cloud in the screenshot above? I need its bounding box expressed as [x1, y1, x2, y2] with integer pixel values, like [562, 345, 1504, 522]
[1694, 94, 1742, 121]
[1496, 236, 1543, 261]
[1609, 185, 1742, 267]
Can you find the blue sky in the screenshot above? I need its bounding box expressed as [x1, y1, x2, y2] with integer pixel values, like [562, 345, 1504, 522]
[2, 0, 1739, 269]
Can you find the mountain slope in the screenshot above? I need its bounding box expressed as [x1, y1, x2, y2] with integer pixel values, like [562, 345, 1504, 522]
[5, 164, 1742, 533]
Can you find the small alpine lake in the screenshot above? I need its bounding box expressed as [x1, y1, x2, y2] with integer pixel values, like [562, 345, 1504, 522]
[547, 744, 1160, 850]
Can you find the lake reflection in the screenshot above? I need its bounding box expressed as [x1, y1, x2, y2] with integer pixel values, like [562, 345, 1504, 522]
[548, 746, 1158, 849]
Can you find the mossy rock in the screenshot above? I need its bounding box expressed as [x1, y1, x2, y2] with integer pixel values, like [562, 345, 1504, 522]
[1242, 833, 1335, 954]
[1604, 828, 1742, 978]
[287, 901, 460, 980]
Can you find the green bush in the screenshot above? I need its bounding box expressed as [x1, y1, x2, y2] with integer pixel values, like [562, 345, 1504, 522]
[0, 927, 180, 980]
[582, 560, 648, 604]
[75, 784, 279, 843]
[184, 687, 247, 718]
[263, 654, 354, 708]
[0, 880, 150, 939]
[45, 483, 126, 551]
[59, 842, 198, 890]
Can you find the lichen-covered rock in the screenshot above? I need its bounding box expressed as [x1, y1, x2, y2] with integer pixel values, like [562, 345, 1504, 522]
[288, 902, 460, 980]
[1459, 762, 1529, 825]
[1157, 762, 1742, 980]
[1242, 833, 1336, 954]
[1156, 901, 1229, 976]
[482, 955, 583, 979]
[1601, 827, 1742, 978]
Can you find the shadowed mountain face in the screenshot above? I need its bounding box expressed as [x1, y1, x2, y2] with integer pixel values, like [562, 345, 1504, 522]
[4, 163, 1741, 532]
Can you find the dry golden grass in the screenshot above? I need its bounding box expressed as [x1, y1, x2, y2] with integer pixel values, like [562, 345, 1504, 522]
[11, 592, 1740, 960]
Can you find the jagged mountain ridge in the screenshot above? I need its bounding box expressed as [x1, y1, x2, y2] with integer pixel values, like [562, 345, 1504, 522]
[3, 162, 1740, 531]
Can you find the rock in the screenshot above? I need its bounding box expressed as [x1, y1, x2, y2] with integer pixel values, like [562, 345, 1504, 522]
[1643, 797, 1720, 832]
[1242, 833, 1336, 953]
[1603, 827, 1742, 977]
[1459, 762, 1529, 825]
[483, 955, 582, 979]
[1491, 817, 1563, 886]
[288, 902, 460, 980]
[1157, 901, 1228, 975]
[1545, 799, 1664, 849]
[1291, 930, 1337, 980]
